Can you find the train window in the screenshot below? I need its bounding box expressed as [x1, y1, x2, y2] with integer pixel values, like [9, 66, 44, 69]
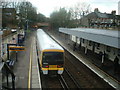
[42, 52, 64, 62]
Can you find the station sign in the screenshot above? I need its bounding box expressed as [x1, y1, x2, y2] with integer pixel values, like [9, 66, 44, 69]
[9, 46, 25, 51]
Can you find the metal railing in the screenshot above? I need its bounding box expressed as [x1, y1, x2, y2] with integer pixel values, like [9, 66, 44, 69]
[2, 62, 15, 90]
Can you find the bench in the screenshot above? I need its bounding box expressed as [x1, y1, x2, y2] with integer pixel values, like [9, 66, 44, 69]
[6, 60, 15, 69]
[9, 60, 15, 66]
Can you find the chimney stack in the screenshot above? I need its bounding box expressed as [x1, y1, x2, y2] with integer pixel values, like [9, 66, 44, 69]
[111, 10, 116, 15]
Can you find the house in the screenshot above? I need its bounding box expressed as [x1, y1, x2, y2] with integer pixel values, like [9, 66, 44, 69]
[80, 8, 120, 29]
[59, 28, 120, 64]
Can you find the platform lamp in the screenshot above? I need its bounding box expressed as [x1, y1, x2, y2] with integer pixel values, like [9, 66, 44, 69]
[0, 2, 3, 89]
[0, 2, 3, 62]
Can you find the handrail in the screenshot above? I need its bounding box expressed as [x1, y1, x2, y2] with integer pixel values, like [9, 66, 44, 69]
[4, 63, 15, 78]
[2, 62, 15, 90]
[2, 86, 13, 90]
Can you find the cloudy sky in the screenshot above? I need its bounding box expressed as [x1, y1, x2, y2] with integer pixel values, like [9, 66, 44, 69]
[18, 0, 120, 17]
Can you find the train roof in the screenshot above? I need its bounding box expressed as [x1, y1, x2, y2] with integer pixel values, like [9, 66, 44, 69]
[59, 28, 120, 49]
[37, 29, 64, 51]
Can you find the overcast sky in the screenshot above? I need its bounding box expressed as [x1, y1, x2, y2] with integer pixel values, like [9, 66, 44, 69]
[26, 0, 120, 17]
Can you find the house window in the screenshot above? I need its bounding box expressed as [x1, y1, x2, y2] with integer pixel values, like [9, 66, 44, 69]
[106, 46, 111, 52]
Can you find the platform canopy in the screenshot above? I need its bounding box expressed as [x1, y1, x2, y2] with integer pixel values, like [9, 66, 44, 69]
[59, 28, 120, 49]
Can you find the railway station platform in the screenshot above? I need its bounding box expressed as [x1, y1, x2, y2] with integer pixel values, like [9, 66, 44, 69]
[5, 31, 41, 89]
[47, 30, 120, 90]
[2, 30, 119, 89]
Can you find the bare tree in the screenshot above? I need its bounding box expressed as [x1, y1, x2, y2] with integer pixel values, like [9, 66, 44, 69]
[70, 2, 91, 19]
[1, 0, 11, 8]
[1, 0, 22, 10]
[67, 2, 91, 27]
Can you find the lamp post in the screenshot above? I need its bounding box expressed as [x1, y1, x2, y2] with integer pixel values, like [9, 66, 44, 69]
[26, 19, 28, 30]
[0, 2, 3, 89]
[0, 2, 3, 62]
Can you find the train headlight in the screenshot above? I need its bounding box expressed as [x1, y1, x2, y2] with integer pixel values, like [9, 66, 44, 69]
[45, 65, 49, 68]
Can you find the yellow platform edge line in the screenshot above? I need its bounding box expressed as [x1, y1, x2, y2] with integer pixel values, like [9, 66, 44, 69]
[28, 43, 33, 90]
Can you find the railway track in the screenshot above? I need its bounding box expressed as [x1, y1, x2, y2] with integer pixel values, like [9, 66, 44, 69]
[36, 34, 81, 89]
[60, 68, 81, 89]
[36, 31, 115, 89]
[39, 68, 80, 89]
[58, 74, 69, 89]
[64, 50, 114, 88]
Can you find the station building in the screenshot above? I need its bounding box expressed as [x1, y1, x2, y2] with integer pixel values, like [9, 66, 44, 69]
[59, 28, 120, 64]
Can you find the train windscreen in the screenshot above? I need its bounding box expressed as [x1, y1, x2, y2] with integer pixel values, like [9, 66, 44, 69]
[42, 52, 64, 64]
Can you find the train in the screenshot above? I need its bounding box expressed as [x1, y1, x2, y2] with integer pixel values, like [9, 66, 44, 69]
[36, 29, 64, 75]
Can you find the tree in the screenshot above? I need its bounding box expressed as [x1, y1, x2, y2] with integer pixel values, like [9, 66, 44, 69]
[1, 0, 22, 28]
[68, 2, 91, 27]
[1, 0, 21, 10]
[18, 1, 37, 29]
[50, 2, 91, 29]
[70, 2, 91, 19]
[1, 0, 47, 29]
[50, 8, 71, 29]
[37, 13, 47, 22]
